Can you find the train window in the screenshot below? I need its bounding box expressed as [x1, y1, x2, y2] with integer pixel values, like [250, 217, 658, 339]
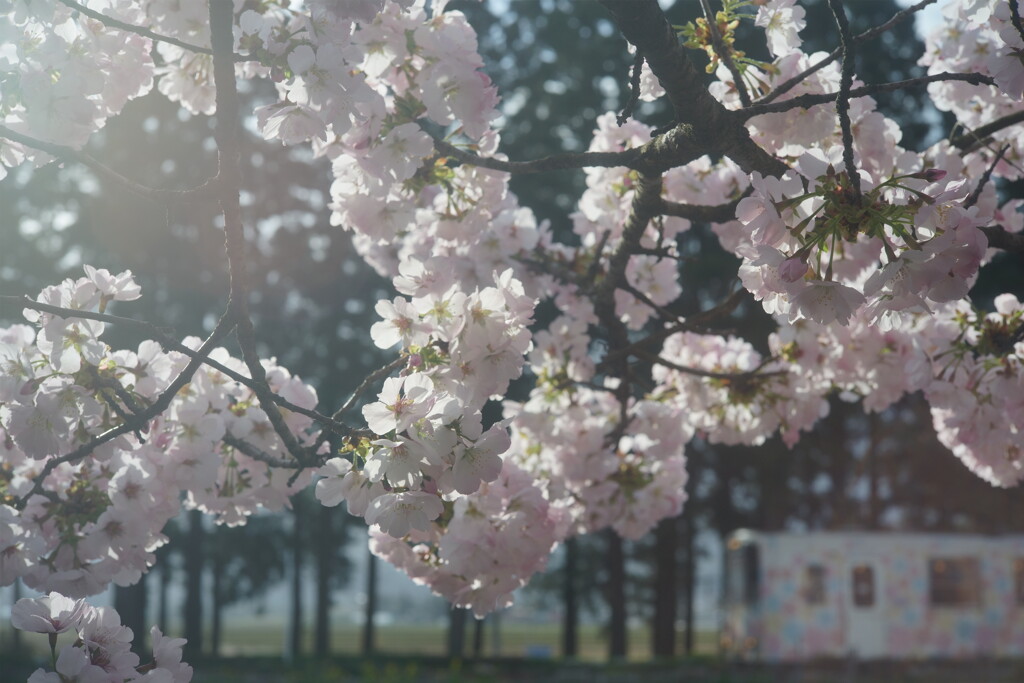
[851, 565, 875, 607]
[928, 557, 981, 607]
[1015, 558, 1024, 606]
[804, 564, 826, 604]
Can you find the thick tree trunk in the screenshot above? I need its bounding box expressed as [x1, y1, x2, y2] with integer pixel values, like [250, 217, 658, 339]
[288, 504, 304, 661]
[158, 560, 170, 634]
[652, 516, 677, 658]
[605, 529, 627, 661]
[183, 509, 204, 660]
[447, 606, 468, 658]
[867, 412, 880, 530]
[362, 547, 377, 656]
[561, 537, 578, 658]
[682, 502, 696, 655]
[210, 556, 223, 658]
[12, 581, 22, 652]
[115, 577, 148, 656]
[472, 616, 484, 658]
[314, 504, 332, 658]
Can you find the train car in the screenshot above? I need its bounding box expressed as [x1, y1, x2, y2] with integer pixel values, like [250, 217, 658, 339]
[720, 529, 1024, 660]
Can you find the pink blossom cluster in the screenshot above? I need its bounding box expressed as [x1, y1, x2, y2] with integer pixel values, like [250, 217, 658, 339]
[368, 460, 565, 617]
[0, 1, 154, 166]
[505, 383, 691, 541]
[920, 0, 1024, 178]
[2, 270, 318, 597]
[11, 592, 191, 683]
[653, 331, 826, 447]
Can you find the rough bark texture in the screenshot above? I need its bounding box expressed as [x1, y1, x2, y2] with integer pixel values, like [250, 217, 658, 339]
[605, 529, 628, 660]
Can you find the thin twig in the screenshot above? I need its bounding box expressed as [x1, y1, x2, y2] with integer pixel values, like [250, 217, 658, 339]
[965, 146, 1009, 209]
[636, 349, 787, 382]
[312, 355, 409, 455]
[56, 0, 249, 61]
[0, 125, 216, 201]
[740, 73, 996, 120]
[335, 356, 409, 419]
[430, 135, 643, 174]
[699, 0, 750, 107]
[621, 281, 685, 324]
[758, 0, 937, 105]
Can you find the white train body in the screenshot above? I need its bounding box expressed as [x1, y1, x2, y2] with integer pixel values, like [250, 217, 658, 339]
[720, 530, 1024, 660]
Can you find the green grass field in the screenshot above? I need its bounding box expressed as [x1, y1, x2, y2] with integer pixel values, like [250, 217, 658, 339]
[211, 620, 718, 661]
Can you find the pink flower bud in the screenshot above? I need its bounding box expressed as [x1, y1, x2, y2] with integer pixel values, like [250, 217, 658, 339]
[779, 256, 808, 283]
[912, 168, 947, 182]
[408, 353, 423, 368]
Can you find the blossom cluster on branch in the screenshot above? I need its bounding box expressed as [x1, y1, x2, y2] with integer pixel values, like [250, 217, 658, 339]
[1, 0, 1023, 675]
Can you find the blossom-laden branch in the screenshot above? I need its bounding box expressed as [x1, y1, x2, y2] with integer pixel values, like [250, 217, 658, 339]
[209, 0, 309, 468]
[699, 0, 751, 107]
[435, 121, 710, 177]
[56, 0, 250, 61]
[599, 0, 789, 177]
[637, 349, 787, 382]
[16, 316, 236, 509]
[429, 135, 643, 174]
[3, 295, 365, 439]
[740, 72, 998, 119]
[758, 0, 938, 105]
[0, 125, 216, 201]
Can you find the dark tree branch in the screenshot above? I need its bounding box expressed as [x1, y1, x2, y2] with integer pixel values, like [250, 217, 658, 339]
[0, 125, 216, 201]
[741, 73, 997, 120]
[758, 0, 937, 105]
[1011, 0, 1024, 46]
[981, 225, 1024, 256]
[618, 51, 646, 125]
[56, 0, 249, 61]
[598, 0, 788, 177]
[223, 433, 300, 469]
[596, 288, 747, 370]
[433, 122, 709, 177]
[949, 109, 1024, 150]
[828, 0, 861, 198]
[658, 194, 745, 224]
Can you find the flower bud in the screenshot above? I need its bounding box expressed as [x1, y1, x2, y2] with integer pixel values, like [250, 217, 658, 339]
[910, 168, 947, 182]
[779, 255, 809, 283]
